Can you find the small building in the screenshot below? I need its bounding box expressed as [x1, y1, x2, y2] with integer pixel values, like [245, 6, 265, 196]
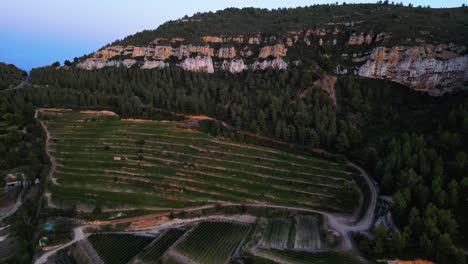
[113, 157, 122, 161]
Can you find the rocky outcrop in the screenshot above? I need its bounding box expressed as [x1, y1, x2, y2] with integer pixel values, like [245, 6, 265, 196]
[77, 59, 136, 70]
[152, 46, 173, 60]
[217, 47, 237, 59]
[252, 58, 288, 71]
[259, 44, 287, 58]
[180, 56, 214, 73]
[141, 60, 168, 69]
[348, 33, 373, 45]
[221, 60, 248, 73]
[73, 27, 466, 95]
[357, 45, 468, 95]
[201, 36, 244, 44]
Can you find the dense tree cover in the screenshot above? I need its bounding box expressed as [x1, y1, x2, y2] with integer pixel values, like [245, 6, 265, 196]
[0, 89, 47, 263]
[29, 64, 468, 263]
[0, 62, 27, 90]
[0, 90, 46, 183]
[359, 100, 468, 263]
[30, 66, 342, 149]
[110, 4, 468, 48]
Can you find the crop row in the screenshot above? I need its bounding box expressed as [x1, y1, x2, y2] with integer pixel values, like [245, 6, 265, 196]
[174, 221, 252, 264]
[88, 234, 154, 264]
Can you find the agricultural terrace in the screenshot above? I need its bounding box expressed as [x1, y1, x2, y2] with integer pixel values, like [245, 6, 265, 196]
[40, 110, 361, 212]
[260, 218, 293, 249]
[132, 228, 185, 263]
[256, 249, 366, 264]
[171, 221, 252, 264]
[259, 215, 323, 251]
[88, 234, 153, 264]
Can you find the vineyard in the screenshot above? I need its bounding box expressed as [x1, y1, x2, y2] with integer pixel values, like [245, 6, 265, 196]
[259, 215, 323, 251]
[88, 234, 154, 264]
[132, 228, 185, 263]
[293, 215, 322, 250]
[259, 218, 293, 249]
[256, 249, 366, 264]
[172, 221, 253, 264]
[40, 110, 361, 212]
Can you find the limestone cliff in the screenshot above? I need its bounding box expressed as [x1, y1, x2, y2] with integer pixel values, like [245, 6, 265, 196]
[74, 24, 467, 96]
[357, 45, 468, 95]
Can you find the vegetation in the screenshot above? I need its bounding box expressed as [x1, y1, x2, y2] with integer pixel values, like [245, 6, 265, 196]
[0, 88, 47, 263]
[40, 110, 360, 212]
[294, 215, 322, 250]
[3, 3, 467, 264]
[256, 249, 366, 264]
[174, 221, 252, 264]
[134, 229, 186, 263]
[110, 4, 468, 47]
[260, 218, 293, 249]
[0, 62, 26, 90]
[88, 234, 154, 264]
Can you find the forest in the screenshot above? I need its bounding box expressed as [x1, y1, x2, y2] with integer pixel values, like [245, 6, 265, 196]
[110, 3, 468, 48]
[28, 63, 468, 263]
[0, 62, 27, 90]
[1, 2, 467, 263]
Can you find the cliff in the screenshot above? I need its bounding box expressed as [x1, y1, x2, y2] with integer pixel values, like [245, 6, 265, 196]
[71, 5, 468, 96]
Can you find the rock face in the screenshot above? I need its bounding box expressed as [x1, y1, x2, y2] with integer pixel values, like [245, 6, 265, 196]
[252, 58, 288, 71]
[221, 60, 248, 73]
[357, 46, 468, 95]
[141, 60, 168, 70]
[259, 44, 287, 58]
[180, 56, 214, 73]
[73, 26, 467, 95]
[217, 47, 237, 59]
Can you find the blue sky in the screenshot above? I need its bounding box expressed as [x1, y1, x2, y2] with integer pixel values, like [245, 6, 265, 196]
[1, 0, 466, 71]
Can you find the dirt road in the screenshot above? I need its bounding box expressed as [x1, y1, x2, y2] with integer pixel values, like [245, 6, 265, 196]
[34, 226, 87, 264]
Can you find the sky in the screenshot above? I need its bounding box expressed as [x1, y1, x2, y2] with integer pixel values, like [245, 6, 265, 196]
[1, 0, 466, 71]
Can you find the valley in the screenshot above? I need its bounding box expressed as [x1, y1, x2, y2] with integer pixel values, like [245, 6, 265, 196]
[0, 2, 467, 264]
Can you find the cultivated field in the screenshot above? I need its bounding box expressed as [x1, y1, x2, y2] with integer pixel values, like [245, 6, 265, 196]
[40, 110, 360, 212]
[256, 249, 366, 264]
[259, 218, 293, 249]
[88, 233, 154, 264]
[132, 228, 185, 263]
[170, 221, 252, 264]
[293, 215, 322, 250]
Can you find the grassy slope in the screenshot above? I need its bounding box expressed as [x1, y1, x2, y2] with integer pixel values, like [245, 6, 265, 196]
[43, 111, 359, 212]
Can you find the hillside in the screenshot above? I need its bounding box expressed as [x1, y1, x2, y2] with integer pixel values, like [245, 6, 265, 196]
[0, 62, 27, 90]
[67, 4, 468, 96]
[15, 3, 468, 264]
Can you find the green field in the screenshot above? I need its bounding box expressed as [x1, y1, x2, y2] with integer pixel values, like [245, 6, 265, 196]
[256, 249, 366, 264]
[259, 218, 293, 249]
[88, 234, 154, 264]
[293, 215, 322, 250]
[42, 110, 360, 212]
[172, 221, 252, 264]
[132, 228, 185, 263]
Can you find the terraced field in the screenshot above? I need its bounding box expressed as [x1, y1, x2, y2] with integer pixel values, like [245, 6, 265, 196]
[132, 228, 185, 263]
[293, 216, 322, 250]
[41, 110, 360, 212]
[260, 218, 293, 249]
[256, 249, 366, 264]
[88, 234, 154, 264]
[171, 221, 252, 264]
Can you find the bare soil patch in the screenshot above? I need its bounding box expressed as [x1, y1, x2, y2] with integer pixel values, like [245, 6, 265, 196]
[79, 110, 118, 116]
